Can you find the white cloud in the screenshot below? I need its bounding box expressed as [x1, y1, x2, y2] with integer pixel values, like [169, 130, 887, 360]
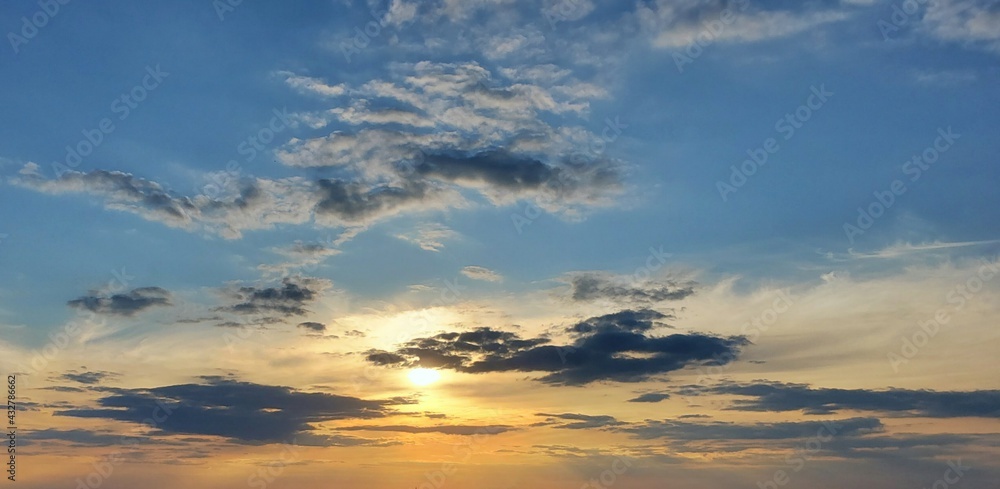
[395, 223, 459, 252]
[845, 240, 1000, 260]
[637, 0, 852, 48]
[921, 0, 1000, 52]
[278, 71, 347, 97]
[914, 69, 979, 86]
[461, 266, 504, 282]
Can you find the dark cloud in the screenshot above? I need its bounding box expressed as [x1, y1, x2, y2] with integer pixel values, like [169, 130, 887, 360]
[366, 351, 409, 366]
[564, 309, 669, 336]
[55, 377, 410, 444]
[220, 277, 324, 317]
[627, 393, 671, 403]
[414, 149, 622, 203]
[366, 309, 747, 386]
[621, 417, 883, 441]
[175, 316, 223, 324]
[62, 370, 119, 385]
[297, 322, 327, 332]
[279, 241, 337, 257]
[337, 424, 514, 435]
[415, 151, 557, 190]
[534, 413, 624, 430]
[10, 167, 301, 239]
[44, 386, 86, 393]
[685, 381, 1000, 418]
[315, 179, 442, 224]
[25, 428, 147, 447]
[16, 169, 197, 225]
[568, 273, 695, 304]
[67, 287, 171, 316]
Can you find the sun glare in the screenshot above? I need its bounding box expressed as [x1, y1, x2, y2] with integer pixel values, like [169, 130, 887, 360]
[407, 368, 441, 387]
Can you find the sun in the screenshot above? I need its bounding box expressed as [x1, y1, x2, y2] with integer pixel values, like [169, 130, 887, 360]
[407, 368, 441, 387]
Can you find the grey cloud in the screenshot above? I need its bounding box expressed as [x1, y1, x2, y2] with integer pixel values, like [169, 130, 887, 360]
[11, 167, 313, 240]
[219, 277, 327, 317]
[26, 428, 148, 447]
[314, 179, 453, 224]
[534, 412, 624, 430]
[627, 393, 671, 403]
[568, 273, 695, 304]
[62, 370, 120, 385]
[67, 287, 171, 316]
[297, 322, 327, 332]
[621, 417, 883, 441]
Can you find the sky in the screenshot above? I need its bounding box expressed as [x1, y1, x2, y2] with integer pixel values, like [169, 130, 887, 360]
[1, 0, 999, 488]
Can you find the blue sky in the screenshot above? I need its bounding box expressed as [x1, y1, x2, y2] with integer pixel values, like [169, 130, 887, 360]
[1, 1, 999, 488]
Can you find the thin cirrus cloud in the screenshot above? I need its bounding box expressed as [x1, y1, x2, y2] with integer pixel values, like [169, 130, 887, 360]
[259, 240, 342, 275]
[366, 309, 748, 386]
[635, 0, 855, 49]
